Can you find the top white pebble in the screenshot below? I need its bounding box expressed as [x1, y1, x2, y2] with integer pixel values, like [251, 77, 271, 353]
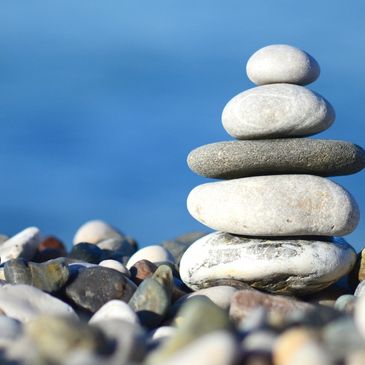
[246, 44, 320, 86]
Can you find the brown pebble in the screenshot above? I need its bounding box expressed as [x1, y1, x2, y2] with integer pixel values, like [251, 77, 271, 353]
[129, 259, 157, 285]
[37, 236, 67, 254]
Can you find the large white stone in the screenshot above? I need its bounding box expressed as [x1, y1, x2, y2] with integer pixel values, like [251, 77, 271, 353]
[126, 245, 175, 269]
[179, 232, 356, 295]
[0, 284, 78, 322]
[187, 175, 359, 236]
[73, 219, 122, 245]
[246, 44, 320, 85]
[0, 227, 40, 263]
[221, 84, 335, 139]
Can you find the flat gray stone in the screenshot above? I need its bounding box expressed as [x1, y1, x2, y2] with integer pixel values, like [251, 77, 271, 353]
[188, 139, 365, 179]
[246, 44, 320, 85]
[187, 175, 359, 236]
[222, 84, 335, 139]
[179, 232, 356, 295]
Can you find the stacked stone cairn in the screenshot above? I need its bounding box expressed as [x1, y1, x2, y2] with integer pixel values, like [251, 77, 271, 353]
[180, 44, 365, 296]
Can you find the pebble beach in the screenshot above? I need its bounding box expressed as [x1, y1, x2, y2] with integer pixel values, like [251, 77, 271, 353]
[0, 44, 364, 365]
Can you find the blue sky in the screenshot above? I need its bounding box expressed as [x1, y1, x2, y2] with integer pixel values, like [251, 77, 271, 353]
[0, 1, 364, 249]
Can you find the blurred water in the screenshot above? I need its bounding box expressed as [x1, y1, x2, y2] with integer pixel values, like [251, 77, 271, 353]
[0, 1, 364, 249]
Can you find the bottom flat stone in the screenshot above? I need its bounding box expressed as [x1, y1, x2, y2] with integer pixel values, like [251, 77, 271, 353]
[179, 232, 356, 295]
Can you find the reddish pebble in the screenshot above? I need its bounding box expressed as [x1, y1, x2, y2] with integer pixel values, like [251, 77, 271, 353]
[130, 259, 157, 285]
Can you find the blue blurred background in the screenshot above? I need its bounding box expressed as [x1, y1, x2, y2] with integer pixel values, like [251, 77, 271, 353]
[0, 1, 364, 249]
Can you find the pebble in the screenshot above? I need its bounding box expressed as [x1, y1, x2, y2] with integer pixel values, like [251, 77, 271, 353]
[129, 265, 173, 328]
[97, 236, 136, 257]
[152, 331, 238, 365]
[25, 315, 113, 363]
[246, 44, 320, 85]
[99, 259, 130, 276]
[147, 297, 232, 364]
[0, 284, 77, 322]
[151, 326, 177, 341]
[354, 280, 365, 297]
[187, 175, 359, 236]
[354, 294, 365, 339]
[127, 245, 175, 270]
[242, 329, 277, 352]
[89, 299, 139, 325]
[349, 248, 365, 289]
[188, 139, 365, 179]
[129, 259, 157, 285]
[0, 316, 22, 347]
[335, 294, 357, 314]
[173, 286, 237, 311]
[73, 219, 123, 245]
[4, 258, 70, 293]
[222, 84, 335, 140]
[0, 227, 41, 263]
[180, 231, 356, 294]
[65, 266, 136, 313]
[68, 242, 104, 264]
[229, 290, 313, 323]
[33, 235, 67, 262]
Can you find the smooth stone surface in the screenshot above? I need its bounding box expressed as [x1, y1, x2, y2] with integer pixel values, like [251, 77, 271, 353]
[174, 286, 237, 311]
[99, 259, 130, 276]
[187, 175, 359, 236]
[354, 280, 365, 297]
[154, 331, 238, 365]
[65, 266, 135, 313]
[355, 294, 365, 339]
[222, 84, 335, 140]
[151, 326, 177, 341]
[335, 294, 357, 314]
[242, 330, 277, 352]
[89, 299, 139, 325]
[26, 315, 113, 362]
[0, 316, 22, 347]
[127, 246, 175, 269]
[0, 227, 41, 263]
[188, 139, 365, 179]
[130, 259, 157, 285]
[180, 232, 356, 294]
[97, 236, 136, 257]
[69, 242, 104, 264]
[349, 249, 365, 289]
[229, 290, 313, 323]
[246, 44, 320, 85]
[0, 284, 77, 322]
[129, 265, 173, 328]
[73, 219, 123, 245]
[147, 297, 231, 365]
[4, 258, 70, 293]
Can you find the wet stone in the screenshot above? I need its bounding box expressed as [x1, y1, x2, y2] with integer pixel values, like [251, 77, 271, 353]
[65, 266, 135, 313]
[4, 258, 70, 293]
[128, 265, 173, 329]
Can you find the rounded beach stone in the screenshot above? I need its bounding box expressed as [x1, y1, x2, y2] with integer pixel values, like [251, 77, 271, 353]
[73, 219, 123, 245]
[246, 44, 320, 85]
[222, 84, 335, 140]
[179, 232, 356, 294]
[99, 259, 130, 276]
[126, 246, 175, 270]
[188, 139, 365, 179]
[187, 175, 359, 236]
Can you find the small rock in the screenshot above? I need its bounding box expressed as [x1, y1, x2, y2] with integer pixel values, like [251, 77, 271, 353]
[229, 290, 313, 323]
[148, 297, 231, 364]
[335, 294, 357, 314]
[89, 299, 139, 325]
[0, 316, 22, 348]
[127, 246, 175, 270]
[99, 259, 130, 276]
[187, 175, 359, 236]
[65, 266, 135, 313]
[69, 242, 104, 264]
[25, 315, 113, 363]
[151, 326, 177, 342]
[354, 280, 365, 297]
[246, 44, 320, 85]
[0, 284, 77, 322]
[242, 330, 277, 352]
[128, 265, 173, 328]
[152, 331, 238, 365]
[222, 84, 334, 140]
[0, 227, 41, 263]
[97, 237, 136, 258]
[33, 235, 67, 262]
[130, 259, 157, 285]
[73, 219, 123, 245]
[4, 258, 70, 293]
[37, 235, 66, 253]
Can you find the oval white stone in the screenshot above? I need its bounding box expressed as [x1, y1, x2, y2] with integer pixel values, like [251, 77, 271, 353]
[99, 260, 130, 277]
[187, 175, 359, 236]
[179, 232, 356, 294]
[126, 245, 175, 269]
[89, 300, 139, 325]
[246, 44, 320, 85]
[222, 84, 335, 139]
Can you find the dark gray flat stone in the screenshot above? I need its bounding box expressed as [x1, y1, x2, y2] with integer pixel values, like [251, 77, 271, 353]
[188, 139, 365, 179]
